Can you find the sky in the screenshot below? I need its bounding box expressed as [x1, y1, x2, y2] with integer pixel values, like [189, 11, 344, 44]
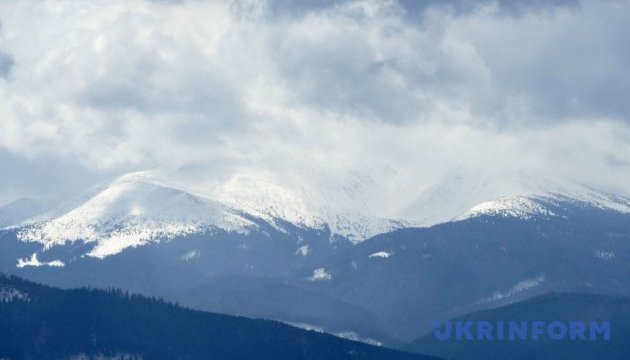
[1, 0, 630, 207]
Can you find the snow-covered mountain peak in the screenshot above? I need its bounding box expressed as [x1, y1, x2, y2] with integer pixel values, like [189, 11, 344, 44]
[214, 170, 312, 227]
[18, 175, 254, 258]
[9, 167, 405, 260]
[455, 196, 556, 220]
[9, 168, 630, 260]
[403, 171, 543, 225]
[212, 168, 404, 242]
[405, 171, 630, 224]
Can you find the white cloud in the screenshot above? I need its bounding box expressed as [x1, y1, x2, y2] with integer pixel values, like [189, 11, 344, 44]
[0, 0, 629, 205]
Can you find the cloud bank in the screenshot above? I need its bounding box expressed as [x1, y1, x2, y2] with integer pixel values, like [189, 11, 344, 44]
[0, 0, 629, 206]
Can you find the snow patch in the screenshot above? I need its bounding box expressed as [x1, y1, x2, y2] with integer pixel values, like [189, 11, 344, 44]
[284, 322, 381, 346]
[0, 287, 30, 303]
[16, 253, 65, 268]
[594, 250, 615, 261]
[369, 251, 392, 258]
[286, 322, 325, 333]
[181, 250, 200, 261]
[308, 268, 332, 281]
[334, 331, 382, 347]
[296, 245, 311, 256]
[486, 275, 545, 302]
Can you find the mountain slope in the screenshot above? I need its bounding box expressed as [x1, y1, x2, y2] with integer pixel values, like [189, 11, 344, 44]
[10, 169, 406, 262]
[17, 173, 255, 259]
[0, 275, 439, 360]
[2, 171, 630, 346]
[405, 172, 630, 225]
[211, 167, 406, 242]
[9, 170, 630, 259]
[173, 273, 393, 345]
[296, 199, 630, 341]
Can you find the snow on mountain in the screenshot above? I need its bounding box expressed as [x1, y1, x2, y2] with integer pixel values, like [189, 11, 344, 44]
[369, 251, 392, 259]
[16, 253, 65, 268]
[9, 168, 630, 260]
[307, 268, 332, 281]
[17, 172, 255, 258]
[9, 167, 405, 261]
[457, 196, 556, 220]
[403, 171, 544, 225]
[404, 171, 630, 224]
[0, 286, 30, 303]
[212, 168, 405, 242]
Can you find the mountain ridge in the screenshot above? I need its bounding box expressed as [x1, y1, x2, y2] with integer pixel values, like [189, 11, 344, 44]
[0, 274, 439, 360]
[4, 170, 630, 262]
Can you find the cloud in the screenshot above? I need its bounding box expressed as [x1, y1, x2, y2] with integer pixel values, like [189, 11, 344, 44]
[262, 0, 630, 125]
[0, 0, 629, 206]
[0, 52, 13, 79]
[267, 0, 580, 18]
[0, 147, 107, 205]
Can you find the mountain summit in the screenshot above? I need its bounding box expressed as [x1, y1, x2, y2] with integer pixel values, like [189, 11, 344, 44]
[405, 171, 630, 224]
[4, 170, 630, 260]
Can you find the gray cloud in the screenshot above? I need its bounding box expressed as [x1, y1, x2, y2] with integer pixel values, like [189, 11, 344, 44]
[0, 52, 13, 79]
[0, 0, 629, 204]
[266, 0, 580, 18]
[398, 0, 580, 17]
[264, 0, 630, 125]
[0, 20, 13, 79]
[0, 148, 109, 206]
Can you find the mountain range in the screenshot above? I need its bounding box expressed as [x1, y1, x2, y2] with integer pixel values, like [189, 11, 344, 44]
[1, 169, 629, 346]
[0, 274, 437, 360]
